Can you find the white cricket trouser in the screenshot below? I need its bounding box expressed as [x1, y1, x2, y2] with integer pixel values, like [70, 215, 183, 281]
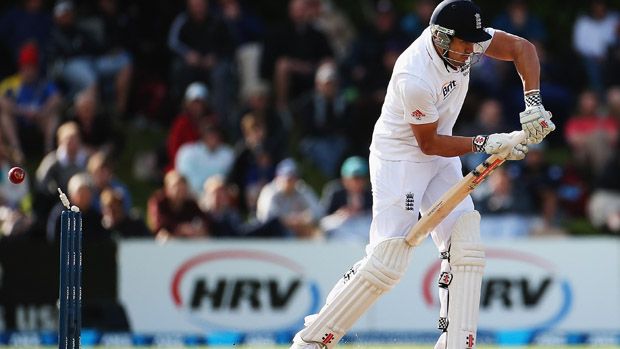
[368, 153, 474, 251]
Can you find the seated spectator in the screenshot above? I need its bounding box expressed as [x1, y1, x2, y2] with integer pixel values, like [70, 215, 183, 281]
[492, 0, 547, 44]
[572, 0, 620, 96]
[227, 112, 277, 216]
[0, 41, 62, 161]
[320, 156, 372, 242]
[400, 0, 434, 41]
[458, 99, 510, 171]
[0, 0, 53, 64]
[260, 0, 334, 110]
[147, 170, 211, 241]
[65, 89, 123, 156]
[199, 175, 243, 237]
[46, 172, 109, 242]
[88, 0, 135, 116]
[87, 150, 132, 214]
[100, 188, 151, 238]
[175, 121, 234, 198]
[606, 85, 620, 119]
[48, 0, 132, 109]
[517, 142, 566, 236]
[256, 158, 323, 239]
[234, 82, 288, 150]
[564, 90, 619, 176]
[36, 121, 89, 199]
[0, 145, 33, 237]
[168, 0, 235, 118]
[293, 62, 351, 177]
[587, 143, 620, 234]
[166, 82, 218, 171]
[475, 167, 537, 238]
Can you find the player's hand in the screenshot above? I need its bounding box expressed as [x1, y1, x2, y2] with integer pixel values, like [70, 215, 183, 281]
[520, 89, 555, 144]
[473, 131, 528, 160]
[520, 106, 555, 144]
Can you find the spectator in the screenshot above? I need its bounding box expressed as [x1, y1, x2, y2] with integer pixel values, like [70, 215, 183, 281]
[260, 0, 334, 110]
[0, 41, 62, 161]
[564, 90, 619, 176]
[235, 82, 288, 154]
[216, 0, 266, 118]
[294, 62, 351, 177]
[587, 143, 620, 234]
[46, 172, 109, 242]
[319, 156, 372, 242]
[65, 89, 123, 156]
[167, 0, 235, 118]
[256, 158, 323, 239]
[100, 188, 150, 238]
[572, 0, 620, 96]
[175, 122, 234, 198]
[400, 0, 435, 41]
[0, 145, 32, 237]
[345, 0, 407, 96]
[36, 121, 88, 199]
[147, 170, 211, 240]
[458, 99, 510, 171]
[492, 0, 547, 44]
[475, 167, 537, 238]
[0, 0, 53, 63]
[199, 175, 243, 237]
[227, 112, 277, 217]
[87, 0, 135, 116]
[48, 0, 132, 107]
[165, 82, 217, 171]
[606, 85, 620, 119]
[86, 150, 132, 214]
[517, 142, 565, 235]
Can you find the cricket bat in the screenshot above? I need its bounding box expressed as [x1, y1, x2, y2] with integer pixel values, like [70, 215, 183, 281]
[405, 131, 527, 246]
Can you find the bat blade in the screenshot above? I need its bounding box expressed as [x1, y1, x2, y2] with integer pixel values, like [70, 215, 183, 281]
[405, 154, 505, 246]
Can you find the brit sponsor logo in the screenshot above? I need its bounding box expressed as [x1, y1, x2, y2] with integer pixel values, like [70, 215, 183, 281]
[442, 80, 457, 99]
[170, 250, 321, 331]
[422, 249, 572, 332]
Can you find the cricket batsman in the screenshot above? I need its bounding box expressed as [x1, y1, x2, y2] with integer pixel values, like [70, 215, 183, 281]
[290, 0, 555, 348]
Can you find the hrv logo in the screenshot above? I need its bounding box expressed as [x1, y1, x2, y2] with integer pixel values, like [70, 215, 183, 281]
[422, 249, 572, 333]
[170, 250, 321, 331]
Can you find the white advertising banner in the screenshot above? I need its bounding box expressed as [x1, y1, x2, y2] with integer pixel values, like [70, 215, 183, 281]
[118, 238, 620, 335]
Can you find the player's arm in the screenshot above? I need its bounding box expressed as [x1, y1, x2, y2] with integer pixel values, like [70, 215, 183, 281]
[410, 122, 472, 157]
[484, 30, 539, 91]
[484, 30, 555, 144]
[409, 122, 527, 160]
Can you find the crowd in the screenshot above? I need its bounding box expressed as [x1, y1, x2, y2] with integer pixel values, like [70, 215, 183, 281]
[1, 0, 620, 243]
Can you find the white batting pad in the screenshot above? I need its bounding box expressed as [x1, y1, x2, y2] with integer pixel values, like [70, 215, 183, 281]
[443, 211, 485, 349]
[296, 238, 412, 349]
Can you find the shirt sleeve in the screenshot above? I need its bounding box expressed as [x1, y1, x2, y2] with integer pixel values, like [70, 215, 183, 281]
[477, 27, 496, 53]
[398, 74, 439, 125]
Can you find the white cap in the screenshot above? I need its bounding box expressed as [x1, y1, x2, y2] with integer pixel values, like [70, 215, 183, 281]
[185, 82, 209, 101]
[315, 63, 338, 83]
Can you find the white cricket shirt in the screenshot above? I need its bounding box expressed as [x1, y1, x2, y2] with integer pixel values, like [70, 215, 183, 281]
[370, 27, 495, 162]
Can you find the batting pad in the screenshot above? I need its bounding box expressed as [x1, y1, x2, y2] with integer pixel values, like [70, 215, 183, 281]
[297, 238, 412, 349]
[443, 211, 485, 349]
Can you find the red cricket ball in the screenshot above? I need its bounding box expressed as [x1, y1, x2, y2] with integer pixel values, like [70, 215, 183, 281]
[8, 166, 26, 184]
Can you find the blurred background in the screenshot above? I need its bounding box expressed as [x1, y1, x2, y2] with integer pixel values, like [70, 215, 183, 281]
[0, 0, 619, 347]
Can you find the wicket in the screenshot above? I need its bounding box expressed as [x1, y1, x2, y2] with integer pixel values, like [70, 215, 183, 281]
[58, 208, 83, 349]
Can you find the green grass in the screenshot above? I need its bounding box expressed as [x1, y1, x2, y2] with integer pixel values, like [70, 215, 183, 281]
[0, 344, 620, 349]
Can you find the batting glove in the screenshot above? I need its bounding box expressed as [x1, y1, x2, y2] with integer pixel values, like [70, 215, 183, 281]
[519, 89, 555, 144]
[473, 131, 529, 160]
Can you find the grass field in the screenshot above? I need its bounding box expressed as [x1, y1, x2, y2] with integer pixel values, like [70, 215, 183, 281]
[0, 344, 620, 349]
